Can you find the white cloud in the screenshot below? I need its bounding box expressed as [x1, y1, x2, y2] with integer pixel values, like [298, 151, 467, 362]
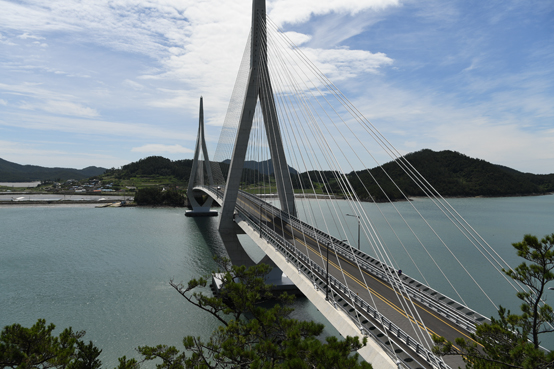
[18, 99, 99, 118]
[0, 111, 196, 141]
[269, 0, 401, 26]
[303, 47, 393, 78]
[0, 0, 551, 175]
[41, 100, 99, 117]
[0, 82, 75, 102]
[0, 0, 398, 124]
[433, 121, 554, 174]
[131, 144, 193, 154]
[18, 32, 45, 40]
[123, 79, 145, 91]
[0, 140, 124, 168]
[350, 79, 554, 174]
[283, 31, 312, 46]
[0, 82, 99, 118]
[0, 33, 16, 45]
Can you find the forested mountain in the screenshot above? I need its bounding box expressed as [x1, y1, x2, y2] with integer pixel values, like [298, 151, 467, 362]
[110, 156, 265, 185]
[0, 158, 106, 182]
[5, 150, 552, 200]
[336, 149, 554, 201]
[222, 159, 298, 175]
[109, 156, 194, 180]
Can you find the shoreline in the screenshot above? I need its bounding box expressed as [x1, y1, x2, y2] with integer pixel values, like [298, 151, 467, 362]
[1, 191, 551, 209]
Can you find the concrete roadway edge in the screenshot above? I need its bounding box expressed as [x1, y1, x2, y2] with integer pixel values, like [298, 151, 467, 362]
[235, 216, 398, 369]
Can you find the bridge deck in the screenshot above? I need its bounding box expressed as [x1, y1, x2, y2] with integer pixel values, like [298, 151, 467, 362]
[199, 186, 486, 369]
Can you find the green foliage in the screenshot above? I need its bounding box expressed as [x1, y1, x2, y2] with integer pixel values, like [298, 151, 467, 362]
[0, 319, 102, 369]
[1, 261, 371, 369]
[504, 234, 554, 348]
[113, 357, 139, 369]
[336, 149, 554, 201]
[433, 233, 554, 369]
[134, 187, 185, 207]
[116, 157, 192, 181]
[137, 258, 372, 369]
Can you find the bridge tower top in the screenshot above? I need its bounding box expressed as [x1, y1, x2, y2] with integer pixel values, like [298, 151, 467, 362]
[186, 97, 217, 216]
[219, 0, 297, 232]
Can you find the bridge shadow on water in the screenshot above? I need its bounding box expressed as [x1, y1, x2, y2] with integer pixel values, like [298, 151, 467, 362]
[186, 211, 342, 343]
[187, 212, 268, 266]
[187, 214, 228, 258]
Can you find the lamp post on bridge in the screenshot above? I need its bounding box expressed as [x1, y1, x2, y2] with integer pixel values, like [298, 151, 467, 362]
[259, 201, 272, 237]
[346, 214, 360, 250]
[326, 240, 330, 300]
[259, 201, 263, 237]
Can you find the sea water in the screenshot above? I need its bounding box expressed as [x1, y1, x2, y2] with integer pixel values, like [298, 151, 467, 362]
[1, 195, 553, 366]
[0, 205, 334, 367]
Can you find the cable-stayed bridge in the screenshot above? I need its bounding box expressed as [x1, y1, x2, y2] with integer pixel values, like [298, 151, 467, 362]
[185, 1, 529, 368]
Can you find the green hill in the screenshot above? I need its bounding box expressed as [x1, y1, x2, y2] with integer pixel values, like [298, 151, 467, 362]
[108, 156, 271, 186]
[4, 150, 552, 200]
[113, 156, 193, 180]
[0, 158, 106, 182]
[338, 149, 554, 201]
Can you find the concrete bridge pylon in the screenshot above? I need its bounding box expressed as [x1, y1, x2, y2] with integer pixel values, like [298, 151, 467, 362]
[219, 0, 297, 233]
[186, 97, 218, 217]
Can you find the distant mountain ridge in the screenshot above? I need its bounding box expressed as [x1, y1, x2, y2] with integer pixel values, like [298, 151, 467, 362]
[340, 149, 554, 201]
[3, 150, 553, 199]
[0, 158, 106, 182]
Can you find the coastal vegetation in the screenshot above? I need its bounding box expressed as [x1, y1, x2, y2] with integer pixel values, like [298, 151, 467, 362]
[2, 234, 552, 369]
[433, 233, 554, 369]
[336, 149, 554, 201]
[133, 187, 185, 207]
[2, 149, 553, 201]
[0, 259, 372, 369]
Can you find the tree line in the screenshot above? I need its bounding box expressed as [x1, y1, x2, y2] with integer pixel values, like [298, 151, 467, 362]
[335, 149, 554, 201]
[100, 150, 554, 202]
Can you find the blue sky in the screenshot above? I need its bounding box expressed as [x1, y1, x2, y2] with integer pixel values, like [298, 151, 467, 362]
[0, 0, 552, 173]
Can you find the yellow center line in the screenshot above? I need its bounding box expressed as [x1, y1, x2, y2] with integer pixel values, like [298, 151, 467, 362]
[281, 223, 476, 345]
[239, 197, 472, 348]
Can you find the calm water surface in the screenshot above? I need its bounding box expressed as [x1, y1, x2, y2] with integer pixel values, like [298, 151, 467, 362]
[0, 205, 334, 367]
[1, 195, 553, 366]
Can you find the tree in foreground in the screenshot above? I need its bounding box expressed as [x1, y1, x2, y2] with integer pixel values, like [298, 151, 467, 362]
[0, 319, 102, 369]
[137, 258, 372, 369]
[433, 233, 554, 369]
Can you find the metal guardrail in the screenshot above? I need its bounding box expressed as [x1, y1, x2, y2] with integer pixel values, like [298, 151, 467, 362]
[230, 198, 447, 369]
[196, 185, 490, 369]
[231, 189, 488, 328]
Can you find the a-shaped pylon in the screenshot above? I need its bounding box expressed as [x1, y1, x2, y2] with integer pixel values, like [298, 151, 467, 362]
[219, 0, 296, 231]
[185, 97, 217, 217]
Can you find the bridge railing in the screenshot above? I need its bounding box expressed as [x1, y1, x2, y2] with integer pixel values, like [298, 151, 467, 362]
[196, 185, 490, 369]
[233, 199, 449, 369]
[233, 189, 488, 331]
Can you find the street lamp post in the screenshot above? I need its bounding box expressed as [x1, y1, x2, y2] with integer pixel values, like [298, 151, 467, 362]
[346, 214, 360, 250]
[259, 202, 263, 237]
[326, 240, 330, 300]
